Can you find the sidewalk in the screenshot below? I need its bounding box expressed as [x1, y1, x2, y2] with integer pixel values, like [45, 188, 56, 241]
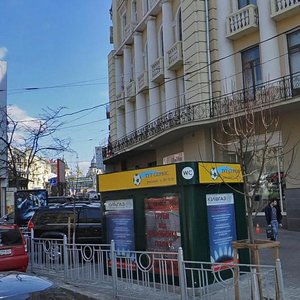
[255, 228, 300, 299]
[32, 229, 300, 299]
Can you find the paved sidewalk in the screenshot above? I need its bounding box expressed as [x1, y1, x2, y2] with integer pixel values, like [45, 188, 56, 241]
[255, 228, 300, 299]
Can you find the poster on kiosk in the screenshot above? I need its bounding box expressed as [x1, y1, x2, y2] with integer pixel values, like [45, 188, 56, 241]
[105, 199, 135, 259]
[206, 193, 237, 270]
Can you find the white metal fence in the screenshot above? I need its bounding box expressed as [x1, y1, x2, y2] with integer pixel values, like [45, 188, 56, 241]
[26, 233, 285, 300]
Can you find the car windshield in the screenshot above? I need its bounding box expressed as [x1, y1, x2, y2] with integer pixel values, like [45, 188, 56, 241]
[0, 229, 23, 246]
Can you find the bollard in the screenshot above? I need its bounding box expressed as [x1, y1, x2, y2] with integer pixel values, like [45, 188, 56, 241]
[110, 240, 118, 298]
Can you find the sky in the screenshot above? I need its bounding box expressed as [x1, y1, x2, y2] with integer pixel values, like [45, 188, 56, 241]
[0, 0, 112, 174]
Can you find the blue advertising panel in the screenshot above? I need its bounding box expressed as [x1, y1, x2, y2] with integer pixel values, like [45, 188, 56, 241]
[105, 199, 135, 257]
[206, 193, 237, 269]
[14, 189, 48, 226]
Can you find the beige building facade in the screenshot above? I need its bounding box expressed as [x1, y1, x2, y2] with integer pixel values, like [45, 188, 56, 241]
[104, 0, 300, 230]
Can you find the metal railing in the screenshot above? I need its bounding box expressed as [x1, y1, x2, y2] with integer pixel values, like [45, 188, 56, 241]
[27, 235, 285, 300]
[103, 73, 300, 160]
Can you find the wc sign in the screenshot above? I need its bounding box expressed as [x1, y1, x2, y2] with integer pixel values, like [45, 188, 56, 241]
[182, 167, 194, 180]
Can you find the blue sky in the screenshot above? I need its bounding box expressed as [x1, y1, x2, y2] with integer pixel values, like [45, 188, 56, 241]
[0, 0, 112, 174]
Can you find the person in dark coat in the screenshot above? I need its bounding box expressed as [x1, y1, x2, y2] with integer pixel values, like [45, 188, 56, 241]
[264, 198, 282, 241]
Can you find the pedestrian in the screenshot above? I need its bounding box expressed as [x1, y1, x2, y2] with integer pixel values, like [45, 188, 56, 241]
[264, 198, 283, 241]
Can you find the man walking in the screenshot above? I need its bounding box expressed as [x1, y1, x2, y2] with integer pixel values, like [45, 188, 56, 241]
[264, 198, 282, 241]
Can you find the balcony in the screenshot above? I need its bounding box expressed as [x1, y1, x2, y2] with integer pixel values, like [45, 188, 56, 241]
[151, 57, 164, 83]
[116, 91, 125, 109]
[226, 4, 259, 40]
[143, 0, 160, 16]
[137, 71, 149, 93]
[167, 41, 183, 71]
[123, 23, 135, 42]
[271, 0, 300, 20]
[103, 74, 299, 160]
[126, 80, 136, 100]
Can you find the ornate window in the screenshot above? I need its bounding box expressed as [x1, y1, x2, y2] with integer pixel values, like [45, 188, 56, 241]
[238, 0, 257, 9]
[241, 45, 262, 99]
[287, 29, 300, 96]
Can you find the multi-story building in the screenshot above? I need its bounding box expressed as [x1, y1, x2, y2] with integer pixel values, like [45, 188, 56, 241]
[104, 0, 300, 230]
[0, 61, 7, 216]
[27, 156, 52, 190]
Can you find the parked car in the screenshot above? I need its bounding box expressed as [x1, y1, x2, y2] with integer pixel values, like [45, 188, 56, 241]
[47, 196, 74, 205]
[27, 203, 103, 244]
[0, 272, 53, 299]
[0, 224, 29, 272]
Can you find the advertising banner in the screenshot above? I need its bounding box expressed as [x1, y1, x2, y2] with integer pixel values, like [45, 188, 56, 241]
[199, 162, 243, 184]
[98, 164, 177, 192]
[14, 189, 48, 226]
[206, 193, 237, 270]
[144, 195, 181, 252]
[106, 199, 135, 258]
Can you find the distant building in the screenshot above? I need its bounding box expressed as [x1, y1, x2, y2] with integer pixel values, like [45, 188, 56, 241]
[27, 156, 52, 190]
[95, 146, 104, 171]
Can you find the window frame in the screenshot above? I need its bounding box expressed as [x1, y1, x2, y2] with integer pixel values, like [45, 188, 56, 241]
[287, 29, 300, 96]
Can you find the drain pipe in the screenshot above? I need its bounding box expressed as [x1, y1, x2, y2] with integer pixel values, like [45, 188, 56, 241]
[204, 0, 215, 161]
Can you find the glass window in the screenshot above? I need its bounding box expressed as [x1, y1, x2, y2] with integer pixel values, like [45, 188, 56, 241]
[176, 8, 182, 42]
[287, 30, 300, 95]
[131, 0, 137, 23]
[0, 229, 23, 246]
[241, 45, 262, 99]
[159, 27, 164, 57]
[238, 0, 257, 9]
[144, 195, 181, 252]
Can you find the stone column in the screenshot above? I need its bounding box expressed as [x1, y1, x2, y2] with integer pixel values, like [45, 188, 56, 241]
[146, 16, 161, 120]
[134, 32, 147, 128]
[162, 0, 177, 111]
[217, 0, 236, 94]
[257, 0, 281, 82]
[114, 55, 123, 96]
[123, 45, 135, 134]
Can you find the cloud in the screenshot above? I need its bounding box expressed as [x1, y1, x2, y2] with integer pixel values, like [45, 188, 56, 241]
[79, 161, 90, 176]
[7, 105, 34, 122]
[7, 105, 39, 145]
[0, 47, 7, 59]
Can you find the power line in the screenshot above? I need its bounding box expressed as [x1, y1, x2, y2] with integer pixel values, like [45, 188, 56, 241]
[6, 24, 300, 132]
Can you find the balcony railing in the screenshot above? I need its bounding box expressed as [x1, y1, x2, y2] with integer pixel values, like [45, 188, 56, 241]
[271, 0, 300, 20]
[167, 41, 183, 71]
[103, 73, 299, 160]
[137, 71, 149, 93]
[151, 57, 164, 83]
[126, 80, 136, 100]
[226, 4, 259, 40]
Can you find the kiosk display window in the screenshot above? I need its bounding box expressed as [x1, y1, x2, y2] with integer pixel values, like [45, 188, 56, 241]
[144, 195, 181, 252]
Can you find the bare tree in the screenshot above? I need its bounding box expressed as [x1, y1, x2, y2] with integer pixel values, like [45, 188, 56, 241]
[0, 106, 71, 189]
[214, 95, 296, 244]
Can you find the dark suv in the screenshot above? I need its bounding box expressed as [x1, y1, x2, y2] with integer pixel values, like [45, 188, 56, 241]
[27, 203, 103, 244]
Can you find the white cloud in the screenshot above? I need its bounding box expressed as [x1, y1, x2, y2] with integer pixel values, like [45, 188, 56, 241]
[7, 105, 33, 122]
[7, 105, 39, 145]
[0, 47, 7, 60]
[79, 161, 90, 176]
